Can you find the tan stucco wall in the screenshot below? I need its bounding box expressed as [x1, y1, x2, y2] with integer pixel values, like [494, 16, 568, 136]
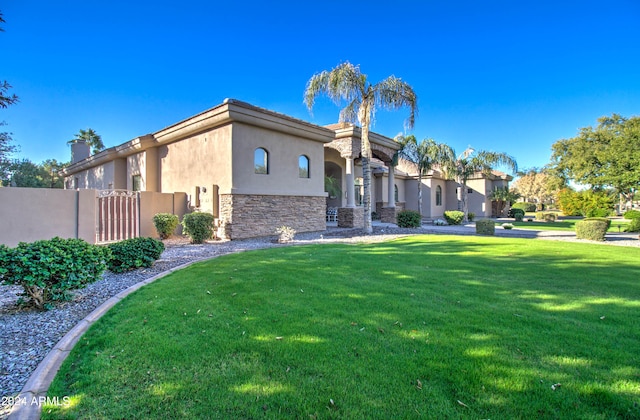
[70, 161, 118, 190]
[139, 191, 188, 237]
[127, 149, 158, 192]
[0, 188, 96, 247]
[159, 124, 232, 199]
[230, 123, 326, 197]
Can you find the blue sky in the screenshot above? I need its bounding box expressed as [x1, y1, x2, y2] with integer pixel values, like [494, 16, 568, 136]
[2, 1, 639, 173]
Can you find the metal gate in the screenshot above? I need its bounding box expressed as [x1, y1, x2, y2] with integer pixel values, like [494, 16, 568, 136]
[96, 190, 140, 243]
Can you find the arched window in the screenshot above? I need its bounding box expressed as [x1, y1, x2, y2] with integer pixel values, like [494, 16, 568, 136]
[299, 155, 309, 178]
[436, 185, 442, 206]
[254, 148, 268, 174]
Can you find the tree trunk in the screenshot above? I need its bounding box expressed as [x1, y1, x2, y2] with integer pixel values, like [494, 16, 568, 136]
[417, 173, 423, 217]
[360, 107, 373, 234]
[460, 179, 469, 222]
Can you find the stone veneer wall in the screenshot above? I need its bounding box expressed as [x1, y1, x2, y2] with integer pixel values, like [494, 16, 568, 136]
[337, 207, 364, 228]
[219, 194, 326, 239]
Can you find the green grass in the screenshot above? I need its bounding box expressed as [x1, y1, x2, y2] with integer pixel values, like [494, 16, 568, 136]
[509, 219, 631, 232]
[44, 235, 640, 419]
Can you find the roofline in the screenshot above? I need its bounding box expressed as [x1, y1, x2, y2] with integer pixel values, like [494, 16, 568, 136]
[62, 99, 336, 176]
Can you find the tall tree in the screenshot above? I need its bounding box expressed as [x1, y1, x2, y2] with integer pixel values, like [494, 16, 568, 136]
[68, 128, 105, 154]
[0, 12, 19, 180]
[512, 167, 555, 209]
[551, 114, 640, 209]
[443, 147, 518, 222]
[304, 62, 417, 233]
[0, 12, 19, 109]
[395, 134, 454, 216]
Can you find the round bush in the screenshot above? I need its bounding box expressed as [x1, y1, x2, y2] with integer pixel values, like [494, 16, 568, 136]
[396, 210, 422, 228]
[584, 217, 612, 229]
[107, 237, 165, 273]
[509, 208, 525, 219]
[585, 207, 612, 218]
[1, 238, 109, 310]
[182, 212, 216, 243]
[624, 218, 640, 232]
[623, 210, 640, 220]
[475, 219, 495, 235]
[512, 202, 536, 212]
[153, 213, 180, 239]
[444, 210, 465, 225]
[575, 219, 608, 241]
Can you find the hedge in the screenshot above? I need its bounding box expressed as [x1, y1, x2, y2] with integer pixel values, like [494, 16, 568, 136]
[107, 237, 165, 273]
[397, 210, 422, 228]
[475, 219, 495, 235]
[575, 219, 608, 241]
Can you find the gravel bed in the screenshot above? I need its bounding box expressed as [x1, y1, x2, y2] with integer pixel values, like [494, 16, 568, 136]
[1, 225, 638, 418]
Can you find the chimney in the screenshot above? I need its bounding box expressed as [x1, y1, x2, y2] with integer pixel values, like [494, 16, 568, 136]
[71, 140, 91, 163]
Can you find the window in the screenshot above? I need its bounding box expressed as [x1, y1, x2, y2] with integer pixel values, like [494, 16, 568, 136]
[394, 184, 399, 203]
[299, 155, 309, 178]
[354, 178, 363, 206]
[132, 175, 142, 191]
[436, 185, 442, 206]
[254, 148, 269, 174]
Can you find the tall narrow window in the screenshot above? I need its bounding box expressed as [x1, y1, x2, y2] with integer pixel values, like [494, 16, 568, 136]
[394, 185, 399, 203]
[132, 175, 142, 191]
[299, 155, 310, 178]
[436, 185, 442, 206]
[354, 178, 363, 206]
[254, 148, 268, 174]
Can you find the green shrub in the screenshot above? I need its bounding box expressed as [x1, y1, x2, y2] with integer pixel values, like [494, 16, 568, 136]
[575, 219, 608, 241]
[584, 217, 612, 229]
[444, 210, 465, 225]
[397, 210, 421, 228]
[1, 237, 110, 310]
[624, 218, 640, 232]
[514, 213, 524, 222]
[107, 237, 165, 273]
[623, 210, 640, 220]
[467, 212, 475, 222]
[585, 208, 612, 218]
[512, 202, 536, 212]
[475, 219, 495, 235]
[182, 212, 216, 243]
[509, 208, 525, 219]
[536, 212, 557, 222]
[153, 213, 180, 239]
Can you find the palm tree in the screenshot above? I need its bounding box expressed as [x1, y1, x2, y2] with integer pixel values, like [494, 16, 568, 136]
[395, 134, 454, 217]
[304, 62, 417, 233]
[443, 147, 518, 222]
[68, 128, 105, 155]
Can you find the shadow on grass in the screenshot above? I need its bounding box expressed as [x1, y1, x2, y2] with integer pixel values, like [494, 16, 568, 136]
[44, 235, 640, 419]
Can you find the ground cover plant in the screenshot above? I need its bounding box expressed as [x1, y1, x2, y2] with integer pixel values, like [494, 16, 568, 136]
[509, 219, 630, 232]
[44, 236, 640, 419]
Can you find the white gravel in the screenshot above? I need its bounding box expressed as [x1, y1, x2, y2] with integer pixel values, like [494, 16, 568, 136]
[0, 225, 637, 418]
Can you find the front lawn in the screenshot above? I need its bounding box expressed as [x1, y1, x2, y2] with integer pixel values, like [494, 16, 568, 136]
[44, 235, 640, 419]
[509, 219, 630, 232]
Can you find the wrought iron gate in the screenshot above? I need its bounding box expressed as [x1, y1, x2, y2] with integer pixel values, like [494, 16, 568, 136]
[96, 190, 139, 243]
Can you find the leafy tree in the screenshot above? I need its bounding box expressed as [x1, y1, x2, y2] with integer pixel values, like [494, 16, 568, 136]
[0, 12, 19, 182]
[41, 159, 67, 188]
[557, 188, 615, 217]
[0, 124, 18, 183]
[550, 114, 640, 209]
[443, 147, 518, 222]
[304, 62, 417, 234]
[395, 134, 454, 216]
[68, 128, 105, 154]
[1, 159, 66, 188]
[512, 168, 555, 209]
[2, 159, 49, 187]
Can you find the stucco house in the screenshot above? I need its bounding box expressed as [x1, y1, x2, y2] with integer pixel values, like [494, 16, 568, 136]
[62, 99, 511, 239]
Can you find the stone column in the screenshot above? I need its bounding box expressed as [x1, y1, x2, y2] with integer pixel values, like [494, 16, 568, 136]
[387, 163, 395, 208]
[380, 162, 398, 223]
[337, 154, 363, 228]
[344, 156, 355, 208]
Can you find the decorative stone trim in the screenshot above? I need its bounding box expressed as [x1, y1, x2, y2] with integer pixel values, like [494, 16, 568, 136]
[380, 207, 398, 223]
[337, 207, 364, 228]
[219, 194, 326, 239]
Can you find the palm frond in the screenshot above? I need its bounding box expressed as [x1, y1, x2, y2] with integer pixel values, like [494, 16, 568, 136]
[374, 76, 418, 130]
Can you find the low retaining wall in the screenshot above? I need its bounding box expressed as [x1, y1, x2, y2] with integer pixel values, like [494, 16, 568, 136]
[219, 194, 326, 239]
